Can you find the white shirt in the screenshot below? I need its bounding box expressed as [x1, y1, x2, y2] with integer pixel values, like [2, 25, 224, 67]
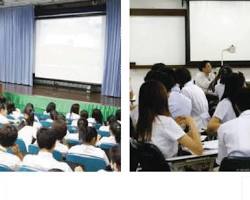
[68, 144, 109, 165]
[194, 71, 215, 92]
[181, 80, 210, 131]
[18, 126, 38, 149]
[168, 85, 192, 118]
[217, 110, 250, 165]
[10, 108, 22, 120]
[66, 113, 80, 121]
[55, 141, 68, 154]
[99, 125, 110, 132]
[215, 83, 225, 100]
[65, 131, 79, 141]
[0, 146, 21, 170]
[87, 118, 96, 126]
[151, 115, 185, 158]
[213, 98, 236, 123]
[97, 135, 116, 146]
[22, 151, 72, 172]
[0, 114, 9, 124]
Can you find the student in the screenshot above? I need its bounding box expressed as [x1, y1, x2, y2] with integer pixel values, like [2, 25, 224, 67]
[68, 127, 110, 166]
[97, 121, 121, 146]
[0, 125, 23, 170]
[22, 128, 72, 172]
[89, 108, 103, 125]
[71, 109, 88, 127]
[51, 119, 68, 154]
[6, 101, 22, 120]
[194, 60, 215, 92]
[65, 118, 88, 142]
[43, 102, 56, 115]
[0, 103, 9, 124]
[207, 72, 245, 134]
[46, 110, 58, 123]
[109, 145, 121, 172]
[136, 80, 203, 159]
[99, 115, 116, 132]
[23, 103, 40, 123]
[217, 88, 250, 165]
[175, 67, 210, 132]
[66, 103, 80, 121]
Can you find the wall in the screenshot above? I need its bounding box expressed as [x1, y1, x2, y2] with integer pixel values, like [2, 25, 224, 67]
[130, 0, 186, 9]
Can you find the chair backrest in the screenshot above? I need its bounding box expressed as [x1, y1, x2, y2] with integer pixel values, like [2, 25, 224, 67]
[52, 150, 63, 161]
[16, 138, 27, 154]
[67, 125, 78, 133]
[18, 165, 42, 172]
[130, 139, 170, 172]
[0, 164, 13, 172]
[219, 156, 250, 171]
[99, 143, 117, 150]
[97, 130, 110, 138]
[66, 139, 81, 146]
[35, 113, 49, 121]
[66, 153, 106, 172]
[28, 144, 39, 155]
[95, 123, 102, 130]
[40, 121, 52, 128]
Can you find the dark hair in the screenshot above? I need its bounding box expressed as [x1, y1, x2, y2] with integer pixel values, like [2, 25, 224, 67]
[57, 114, 66, 121]
[46, 102, 56, 113]
[80, 110, 88, 119]
[151, 63, 167, 71]
[110, 121, 121, 144]
[0, 96, 6, 104]
[137, 81, 169, 142]
[70, 103, 80, 115]
[236, 88, 250, 112]
[37, 128, 57, 150]
[6, 101, 16, 115]
[198, 60, 210, 71]
[52, 119, 67, 141]
[106, 115, 116, 125]
[110, 145, 121, 171]
[24, 103, 34, 115]
[115, 109, 121, 121]
[0, 125, 18, 147]
[174, 67, 192, 88]
[0, 103, 6, 112]
[221, 72, 245, 117]
[50, 110, 58, 121]
[144, 67, 176, 92]
[77, 118, 88, 142]
[92, 108, 103, 124]
[85, 127, 97, 143]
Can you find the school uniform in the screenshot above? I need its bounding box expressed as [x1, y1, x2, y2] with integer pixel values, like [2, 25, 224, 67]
[18, 126, 38, 149]
[55, 141, 68, 154]
[217, 110, 250, 165]
[22, 151, 72, 172]
[97, 135, 116, 146]
[194, 71, 215, 92]
[9, 108, 22, 120]
[0, 114, 9, 124]
[99, 125, 110, 132]
[66, 113, 80, 121]
[213, 98, 236, 123]
[68, 144, 110, 165]
[215, 83, 225, 100]
[181, 80, 210, 131]
[151, 115, 185, 158]
[0, 145, 21, 170]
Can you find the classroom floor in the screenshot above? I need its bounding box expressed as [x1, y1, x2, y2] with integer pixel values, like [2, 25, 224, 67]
[2, 82, 120, 107]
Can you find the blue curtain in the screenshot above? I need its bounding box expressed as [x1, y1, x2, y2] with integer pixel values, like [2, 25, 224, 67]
[0, 5, 34, 86]
[101, 0, 121, 98]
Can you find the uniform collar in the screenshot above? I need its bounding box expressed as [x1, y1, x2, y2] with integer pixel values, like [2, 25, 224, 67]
[240, 110, 250, 117]
[171, 84, 180, 92]
[184, 80, 194, 87]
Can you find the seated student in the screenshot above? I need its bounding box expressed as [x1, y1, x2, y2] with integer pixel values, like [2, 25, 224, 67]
[99, 115, 116, 132]
[208, 66, 233, 100]
[68, 127, 110, 166]
[6, 101, 22, 120]
[71, 109, 88, 127]
[0, 103, 9, 124]
[22, 128, 72, 172]
[43, 102, 56, 115]
[207, 72, 245, 134]
[51, 119, 68, 154]
[217, 88, 250, 165]
[0, 125, 23, 170]
[0, 96, 6, 104]
[136, 80, 203, 159]
[194, 60, 215, 92]
[65, 118, 88, 142]
[66, 103, 80, 121]
[88, 109, 103, 126]
[175, 67, 210, 132]
[45, 110, 58, 123]
[97, 121, 121, 146]
[23, 103, 40, 123]
[109, 145, 121, 172]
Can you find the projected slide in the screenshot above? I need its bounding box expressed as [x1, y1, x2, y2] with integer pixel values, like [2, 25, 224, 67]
[189, 1, 250, 61]
[35, 16, 106, 84]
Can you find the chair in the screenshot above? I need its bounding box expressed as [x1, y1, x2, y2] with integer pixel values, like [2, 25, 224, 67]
[7, 115, 15, 120]
[99, 143, 117, 150]
[0, 164, 13, 172]
[66, 139, 81, 146]
[66, 153, 106, 172]
[40, 121, 52, 128]
[130, 139, 170, 172]
[52, 150, 63, 161]
[28, 144, 39, 154]
[67, 125, 78, 133]
[15, 138, 27, 154]
[95, 123, 102, 130]
[219, 156, 250, 171]
[35, 113, 49, 121]
[18, 165, 42, 172]
[97, 130, 110, 138]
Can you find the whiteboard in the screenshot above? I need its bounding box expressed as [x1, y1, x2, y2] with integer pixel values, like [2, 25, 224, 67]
[190, 1, 250, 61]
[35, 16, 106, 84]
[130, 16, 186, 65]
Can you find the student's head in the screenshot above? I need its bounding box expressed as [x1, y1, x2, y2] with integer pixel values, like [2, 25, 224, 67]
[107, 115, 116, 125]
[0, 96, 6, 105]
[151, 63, 167, 71]
[52, 119, 67, 141]
[6, 101, 15, 115]
[57, 114, 66, 121]
[70, 103, 80, 115]
[84, 127, 98, 145]
[144, 67, 176, 92]
[46, 102, 56, 113]
[24, 103, 34, 115]
[115, 109, 121, 121]
[0, 103, 7, 116]
[50, 110, 58, 121]
[80, 109, 88, 119]
[174, 67, 192, 88]
[110, 121, 121, 144]
[92, 108, 103, 124]
[219, 66, 233, 84]
[236, 88, 250, 112]
[0, 125, 18, 148]
[110, 145, 121, 172]
[137, 80, 169, 142]
[77, 118, 88, 142]
[199, 60, 212, 74]
[37, 128, 57, 151]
